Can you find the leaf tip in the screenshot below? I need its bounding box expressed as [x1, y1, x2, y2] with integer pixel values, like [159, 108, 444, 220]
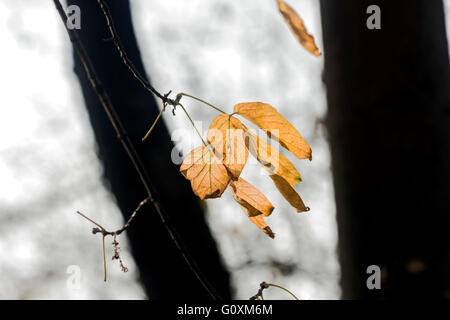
[265, 205, 275, 217]
[263, 226, 275, 239]
[297, 206, 310, 213]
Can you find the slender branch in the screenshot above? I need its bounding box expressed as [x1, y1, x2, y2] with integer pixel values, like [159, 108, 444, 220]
[249, 282, 300, 300]
[142, 102, 166, 141]
[76, 197, 150, 237]
[249, 282, 269, 300]
[141, 93, 226, 142]
[76, 211, 105, 230]
[76, 210, 110, 281]
[120, 198, 149, 233]
[54, 0, 220, 300]
[96, 0, 170, 103]
[101, 233, 107, 281]
[265, 283, 300, 300]
[95, 0, 227, 143]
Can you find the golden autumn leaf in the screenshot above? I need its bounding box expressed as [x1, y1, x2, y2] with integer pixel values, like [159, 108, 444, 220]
[270, 174, 309, 213]
[246, 131, 309, 213]
[229, 177, 274, 217]
[180, 145, 230, 199]
[249, 215, 275, 239]
[246, 130, 302, 185]
[234, 102, 312, 161]
[207, 114, 248, 180]
[275, 0, 321, 56]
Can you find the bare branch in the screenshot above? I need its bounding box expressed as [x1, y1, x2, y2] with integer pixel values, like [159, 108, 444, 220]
[53, 0, 220, 300]
[96, 0, 176, 106]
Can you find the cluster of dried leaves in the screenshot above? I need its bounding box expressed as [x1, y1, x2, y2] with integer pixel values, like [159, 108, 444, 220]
[178, 1, 320, 238]
[61, 0, 321, 287]
[180, 103, 311, 238]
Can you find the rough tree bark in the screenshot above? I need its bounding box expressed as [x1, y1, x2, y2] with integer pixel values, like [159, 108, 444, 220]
[69, 0, 231, 299]
[320, 0, 450, 299]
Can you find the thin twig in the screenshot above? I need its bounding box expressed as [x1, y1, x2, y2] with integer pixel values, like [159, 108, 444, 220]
[95, 0, 218, 144]
[265, 283, 300, 300]
[142, 104, 166, 141]
[249, 282, 269, 300]
[249, 282, 300, 300]
[96, 0, 171, 104]
[101, 233, 107, 281]
[95, 0, 227, 144]
[76, 210, 109, 281]
[76, 197, 149, 237]
[54, 0, 220, 300]
[76, 211, 105, 230]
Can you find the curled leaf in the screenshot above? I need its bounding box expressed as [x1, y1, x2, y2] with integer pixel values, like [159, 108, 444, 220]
[246, 130, 302, 185]
[180, 145, 230, 199]
[234, 102, 312, 160]
[246, 131, 308, 213]
[270, 174, 309, 213]
[207, 114, 248, 180]
[276, 0, 321, 56]
[249, 215, 275, 239]
[229, 177, 274, 217]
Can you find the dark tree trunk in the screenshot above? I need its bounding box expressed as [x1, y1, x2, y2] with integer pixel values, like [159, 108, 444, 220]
[69, 0, 231, 299]
[320, 0, 450, 299]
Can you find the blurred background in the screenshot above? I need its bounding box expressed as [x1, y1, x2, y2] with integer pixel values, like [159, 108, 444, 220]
[0, 0, 449, 300]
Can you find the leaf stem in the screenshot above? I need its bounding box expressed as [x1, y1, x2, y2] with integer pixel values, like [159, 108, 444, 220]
[76, 211, 108, 281]
[142, 106, 165, 141]
[178, 103, 208, 146]
[76, 211, 104, 230]
[249, 281, 300, 300]
[178, 93, 227, 114]
[102, 233, 107, 282]
[265, 283, 300, 300]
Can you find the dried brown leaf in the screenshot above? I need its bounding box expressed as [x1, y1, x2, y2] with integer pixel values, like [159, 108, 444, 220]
[234, 102, 312, 160]
[245, 131, 308, 212]
[229, 177, 274, 217]
[207, 114, 249, 180]
[249, 215, 275, 239]
[246, 130, 302, 185]
[180, 145, 230, 199]
[276, 0, 321, 56]
[270, 174, 309, 213]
